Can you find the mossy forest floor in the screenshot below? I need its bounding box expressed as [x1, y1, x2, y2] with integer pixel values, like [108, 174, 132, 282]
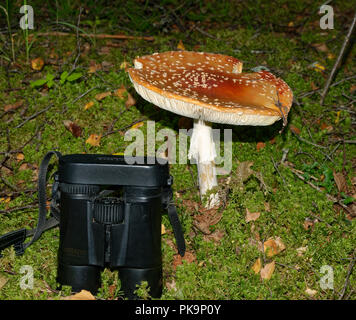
[0, 1, 355, 300]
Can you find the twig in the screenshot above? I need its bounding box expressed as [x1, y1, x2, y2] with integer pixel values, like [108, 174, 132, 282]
[102, 117, 147, 138]
[28, 31, 154, 41]
[283, 162, 351, 213]
[271, 155, 291, 193]
[339, 249, 356, 300]
[320, 11, 356, 105]
[0, 203, 38, 214]
[15, 104, 53, 129]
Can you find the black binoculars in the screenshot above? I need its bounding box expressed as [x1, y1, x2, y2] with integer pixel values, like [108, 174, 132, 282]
[55, 154, 185, 299]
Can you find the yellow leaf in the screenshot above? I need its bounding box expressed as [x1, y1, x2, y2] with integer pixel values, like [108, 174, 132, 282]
[264, 237, 286, 257]
[161, 224, 166, 235]
[0, 197, 11, 203]
[312, 62, 325, 72]
[95, 91, 112, 101]
[260, 261, 275, 280]
[327, 53, 335, 60]
[16, 153, 25, 161]
[86, 134, 102, 147]
[131, 121, 144, 129]
[31, 57, 45, 71]
[64, 290, 95, 300]
[251, 258, 262, 274]
[120, 61, 130, 70]
[245, 208, 260, 223]
[177, 40, 185, 50]
[84, 101, 94, 110]
[113, 86, 127, 99]
[335, 111, 341, 124]
[288, 21, 294, 27]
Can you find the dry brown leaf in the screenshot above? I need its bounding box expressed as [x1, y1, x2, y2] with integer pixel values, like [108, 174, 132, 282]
[303, 218, 315, 231]
[245, 208, 261, 223]
[251, 258, 262, 274]
[289, 124, 301, 135]
[88, 60, 102, 73]
[86, 134, 102, 147]
[0, 275, 8, 290]
[95, 91, 112, 101]
[264, 202, 271, 212]
[125, 92, 136, 108]
[64, 289, 95, 300]
[172, 251, 196, 270]
[4, 100, 24, 112]
[260, 261, 275, 280]
[113, 86, 127, 99]
[350, 84, 356, 94]
[31, 57, 45, 71]
[256, 142, 265, 151]
[193, 206, 222, 234]
[63, 120, 82, 138]
[311, 43, 329, 52]
[203, 229, 224, 242]
[305, 288, 317, 297]
[19, 163, 30, 171]
[264, 237, 286, 257]
[333, 171, 347, 193]
[296, 246, 307, 256]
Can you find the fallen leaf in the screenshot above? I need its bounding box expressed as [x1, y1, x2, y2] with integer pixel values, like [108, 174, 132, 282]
[177, 40, 185, 50]
[327, 53, 335, 60]
[84, 101, 94, 110]
[64, 289, 95, 300]
[256, 142, 265, 151]
[63, 120, 82, 138]
[19, 163, 30, 171]
[0, 275, 8, 290]
[333, 171, 347, 193]
[203, 229, 224, 242]
[86, 134, 102, 147]
[193, 206, 222, 234]
[305, 288, 317, 297]
[303, 218, 314, 231]
[88, 60, 102, 73]
[125, 92, 136, 108]
[31, 57, 45, 71]
[16, 153, 25, 161]
[310, 81, 319, 91]
[264, 202, 271, 212]
[311, 62, 325, 73]
[260, 261, 275, 280]
[4, 100, 24, 112]
[245, 208, 260, 223]
[264, 237, 286, 257]
[95, 91, 112, 101]
[172, 251, 196, 270]
[251, 258, 262, 274]
[296, 246, 307, 256]
[113, 86, 127, 99]
[350, 85, 356, 94]
[161, 224, 166, 235]
[311, 43, 329, 53]
[289, 124, 301, 135]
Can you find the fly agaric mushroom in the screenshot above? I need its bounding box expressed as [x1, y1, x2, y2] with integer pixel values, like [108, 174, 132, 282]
[127, 51, 293, 207]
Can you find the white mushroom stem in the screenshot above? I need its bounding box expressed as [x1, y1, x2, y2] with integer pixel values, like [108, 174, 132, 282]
[188, 119, 219, 207]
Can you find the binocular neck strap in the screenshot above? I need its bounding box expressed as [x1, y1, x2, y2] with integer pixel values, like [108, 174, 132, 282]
[24, 151, 62, 250]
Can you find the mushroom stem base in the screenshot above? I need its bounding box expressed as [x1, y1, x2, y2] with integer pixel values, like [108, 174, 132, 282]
[188, 119, 219, 208]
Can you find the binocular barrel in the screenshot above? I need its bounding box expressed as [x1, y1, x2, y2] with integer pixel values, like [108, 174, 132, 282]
[57, 184, 164, 299]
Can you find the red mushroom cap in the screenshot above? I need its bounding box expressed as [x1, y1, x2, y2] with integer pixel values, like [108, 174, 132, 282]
[128, 51, 293, 126]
